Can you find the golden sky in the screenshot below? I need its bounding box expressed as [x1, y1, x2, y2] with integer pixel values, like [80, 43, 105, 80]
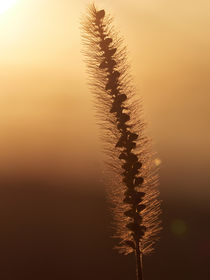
[0, 0, 209, 194]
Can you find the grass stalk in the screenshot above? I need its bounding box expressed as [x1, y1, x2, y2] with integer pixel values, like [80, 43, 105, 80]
[81, 4, 161, 279]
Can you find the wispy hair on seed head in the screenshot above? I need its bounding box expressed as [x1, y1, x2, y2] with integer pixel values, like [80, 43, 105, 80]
[81, 3, 161, 257]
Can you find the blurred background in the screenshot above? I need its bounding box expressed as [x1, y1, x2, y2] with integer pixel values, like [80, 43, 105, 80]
[0, 0, 209, 279]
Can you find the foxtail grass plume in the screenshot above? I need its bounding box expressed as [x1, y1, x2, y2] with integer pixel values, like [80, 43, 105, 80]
[81, 4, 161, 280]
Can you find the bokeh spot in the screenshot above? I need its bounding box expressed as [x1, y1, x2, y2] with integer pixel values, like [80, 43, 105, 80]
[154, 158, 162, 166]
[171, 219, 187, 236]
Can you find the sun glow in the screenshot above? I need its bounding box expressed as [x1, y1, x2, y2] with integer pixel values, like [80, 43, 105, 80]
[0, 0, 17, 14]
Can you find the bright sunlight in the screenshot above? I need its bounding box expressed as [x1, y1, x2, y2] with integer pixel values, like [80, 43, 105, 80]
[0, 0, 17, 14]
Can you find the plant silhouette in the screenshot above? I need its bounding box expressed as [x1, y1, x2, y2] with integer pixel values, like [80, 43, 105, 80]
[81, 4, 161, 280]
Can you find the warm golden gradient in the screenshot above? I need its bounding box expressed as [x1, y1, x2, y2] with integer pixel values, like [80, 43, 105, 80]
[1, 0, 210, 195]
[0, 0, 17, 14]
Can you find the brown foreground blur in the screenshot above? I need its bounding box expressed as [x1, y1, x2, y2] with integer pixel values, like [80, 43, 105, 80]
[0, 175, 209, 280]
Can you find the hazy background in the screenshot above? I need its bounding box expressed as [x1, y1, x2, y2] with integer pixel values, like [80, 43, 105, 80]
[0, 0, 209, 279]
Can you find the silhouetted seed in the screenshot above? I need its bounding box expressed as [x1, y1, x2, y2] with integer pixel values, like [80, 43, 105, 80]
[126, 223, 146, 234]
[99, 38, 113, 49]
[105, 75, 119, 90]
[105, 81, 116, 90]
[124, 167, 139, 177]
[129, 133, 138, 141]
[131, 169, 139, 177]
[126, 141, 136, 151]
[100, 33, 107, 40]
[119, 153, 138, 162]
[123, 196, 132, 204]
[124, 189, 135, 196]
[110, 102, 123, 113]
[133, 162, 142, 170]
[123, 178, 134, 188]
[112, 71, 120, 79]
[107, 48, 117, 57]
[135, 177, 144, 185]
[120, 113, 130, 123]
[124, 191, 145, 206]
[136, 226, 147, 237]
[124, 240, 136, 249]
[119, 153, 127, 160]
[137, 204, 146, 212]
[117, 108, 123, 116]
[116, 94, 127, 103]
[124, 209, 134, 217]
[116, 135, 125, 147]
[96, 10, 105, 20]
[132, 168, 139, 176]
[110, 102, 118, 111]
[107, 59, 116, 69]
[107, 75, 117, 84]
[116, 141, 123, 148]
[122, 162, 131, 171]
[99, 60, 107, 69]
[110, 103, 122, 113]
[110, 101, 117, 110]
[126, 222, 134, 231]
[110, 88, 120, 95]
[127, 153, 138, 163]
[117, 122, 127, 130]
[135, 231, 145, 239]
[126, 222, 140, 232]
[133, 192, 145, 204]
[107, 72, 120, 86]
[135, 213, 143, 223]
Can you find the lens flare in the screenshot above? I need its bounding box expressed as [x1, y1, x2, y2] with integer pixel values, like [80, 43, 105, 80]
[0, 0, 17, 15]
